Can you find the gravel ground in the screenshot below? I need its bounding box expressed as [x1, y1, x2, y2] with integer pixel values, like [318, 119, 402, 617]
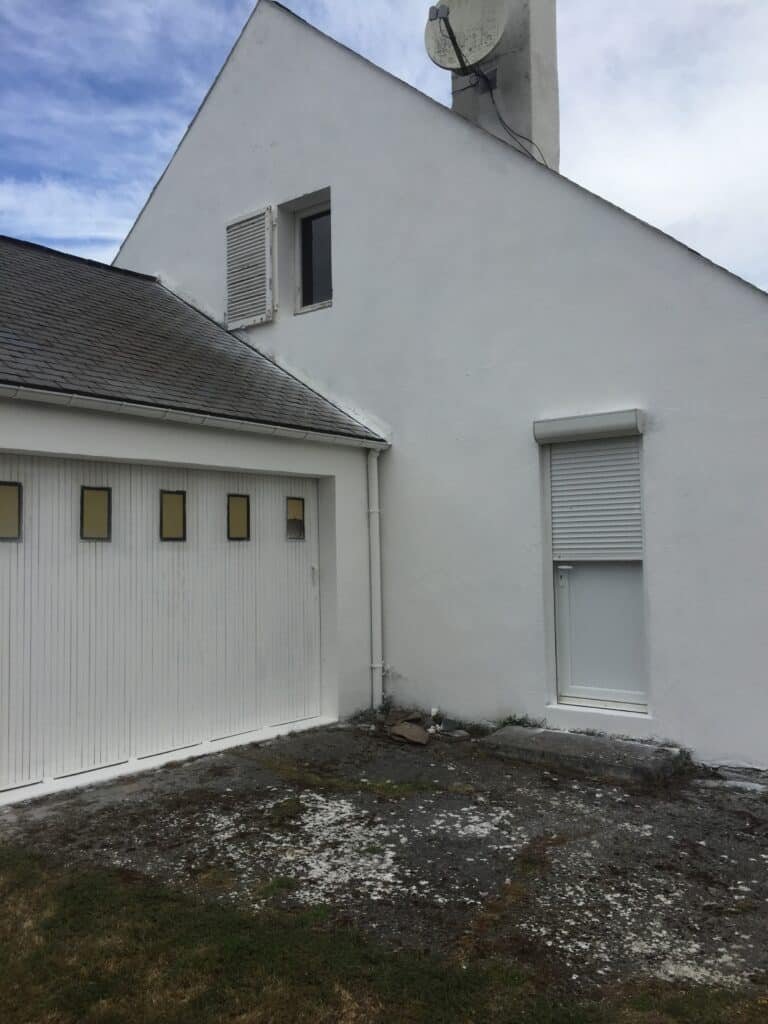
[2, 725, 767, 993]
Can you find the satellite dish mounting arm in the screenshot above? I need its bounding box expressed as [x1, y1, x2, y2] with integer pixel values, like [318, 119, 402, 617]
[428, 5, 471, 76]
[426, 2, 545, 164]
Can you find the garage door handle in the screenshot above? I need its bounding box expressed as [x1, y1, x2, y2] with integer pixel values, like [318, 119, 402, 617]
[311, 565, 318, 583]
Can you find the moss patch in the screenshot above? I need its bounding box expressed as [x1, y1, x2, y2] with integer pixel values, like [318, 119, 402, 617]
[261, 757, 439, 800]
[265, 796, 304, 827]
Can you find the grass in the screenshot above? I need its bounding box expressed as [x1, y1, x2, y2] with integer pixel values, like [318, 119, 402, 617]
[1, 844, 766, 1024]
[251, 875, 298, 900]
[515, 833, 571, 874]
[498, 714, 547, 730]
[265, 796, 304, 826]
[261, 757, 442, 800]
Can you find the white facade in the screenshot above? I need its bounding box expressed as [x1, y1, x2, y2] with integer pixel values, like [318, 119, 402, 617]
[0, 398, 374, 801]
[114, 2, 768, 767]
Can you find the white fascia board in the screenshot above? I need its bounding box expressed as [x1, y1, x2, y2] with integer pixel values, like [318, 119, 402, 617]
[0, 385, 389, 451]
[533, 409, 645, 445]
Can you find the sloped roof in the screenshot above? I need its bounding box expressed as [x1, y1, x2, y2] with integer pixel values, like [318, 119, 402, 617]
[0, 235, 382, 444]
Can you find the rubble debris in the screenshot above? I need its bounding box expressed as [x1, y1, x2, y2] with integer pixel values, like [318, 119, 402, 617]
[388, 720, 430, 745]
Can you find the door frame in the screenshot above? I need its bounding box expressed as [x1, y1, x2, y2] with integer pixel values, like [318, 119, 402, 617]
[540, 441, 652, 715]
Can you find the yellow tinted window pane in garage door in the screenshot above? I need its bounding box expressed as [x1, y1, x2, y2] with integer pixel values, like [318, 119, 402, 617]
[228, 494, 250, 540]
[81, 487, 111, 540]
[0, 483, 21, 540]
[287, 497, 305, 540]
[160, 491, 186, 541]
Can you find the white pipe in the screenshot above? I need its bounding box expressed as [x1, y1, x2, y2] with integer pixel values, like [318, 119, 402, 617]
[367, 448, 384, 708]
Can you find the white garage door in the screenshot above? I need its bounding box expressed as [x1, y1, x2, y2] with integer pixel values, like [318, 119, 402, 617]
[0, 454, 322, 793]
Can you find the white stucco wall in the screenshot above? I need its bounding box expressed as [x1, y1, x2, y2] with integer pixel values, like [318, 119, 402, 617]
[0, 399, 373, 724]
[115, 1, 768, 767]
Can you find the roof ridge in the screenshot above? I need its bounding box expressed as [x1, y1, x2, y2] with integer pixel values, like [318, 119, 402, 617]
[0, 235, 157, 282]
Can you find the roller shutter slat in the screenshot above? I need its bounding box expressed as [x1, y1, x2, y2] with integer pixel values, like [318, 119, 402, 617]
[551, 437, 643, 561]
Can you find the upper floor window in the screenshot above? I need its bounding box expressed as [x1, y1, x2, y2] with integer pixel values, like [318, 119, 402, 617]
[299, 208, 332, 310]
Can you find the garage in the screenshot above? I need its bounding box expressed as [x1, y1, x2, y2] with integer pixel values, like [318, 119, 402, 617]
[0, 236, 386, 802]
[0, 453, 324, 793]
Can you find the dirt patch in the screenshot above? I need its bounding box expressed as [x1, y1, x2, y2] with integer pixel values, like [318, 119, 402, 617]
[2, 726, 767, 995]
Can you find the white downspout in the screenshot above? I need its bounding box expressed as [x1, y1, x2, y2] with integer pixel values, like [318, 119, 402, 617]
[367, 449, 384, 708]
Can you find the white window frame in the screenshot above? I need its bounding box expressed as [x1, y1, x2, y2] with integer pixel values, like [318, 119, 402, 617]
[535, 410, 651, 717]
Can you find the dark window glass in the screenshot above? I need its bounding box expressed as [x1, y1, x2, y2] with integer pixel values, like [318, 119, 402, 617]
[0, 482, 22, 541]
[287, 497, 305, 541]
[160, 491, 186, 542]
[81, 487, 112, 541]
[228, 494, 250, 541]
[300, 210, 332, 307]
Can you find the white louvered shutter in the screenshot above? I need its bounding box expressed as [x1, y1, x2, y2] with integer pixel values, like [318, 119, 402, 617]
[550, 437, 643, 562]
[226, 208, 274, 328]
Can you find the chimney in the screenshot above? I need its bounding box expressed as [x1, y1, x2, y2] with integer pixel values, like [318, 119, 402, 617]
[427, 1, 560, 171]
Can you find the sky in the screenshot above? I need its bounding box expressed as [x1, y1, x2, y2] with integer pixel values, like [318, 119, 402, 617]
[1, 0, 766, 291]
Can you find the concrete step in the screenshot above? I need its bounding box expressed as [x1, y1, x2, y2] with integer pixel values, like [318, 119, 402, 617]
[481, 726, 691, 785]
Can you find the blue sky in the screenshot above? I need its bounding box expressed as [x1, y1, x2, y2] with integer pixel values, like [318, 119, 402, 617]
[1, 0, 766, 290]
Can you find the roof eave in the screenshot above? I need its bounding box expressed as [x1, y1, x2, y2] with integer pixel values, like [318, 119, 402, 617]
[0, 383, 390, 451]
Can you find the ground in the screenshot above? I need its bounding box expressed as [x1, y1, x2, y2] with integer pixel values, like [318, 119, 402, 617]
[1, 725, 767, 1023]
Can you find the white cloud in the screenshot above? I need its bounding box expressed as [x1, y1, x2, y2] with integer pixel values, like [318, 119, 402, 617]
[0, 0, 253, 76]
[288, 0, 768, 289]
[1, 0, 766, 290]
[295, 0, 449, 100]
[557, 0, 768, 288]
[58, 240, 122, 266]
[0, 179, 142, 246]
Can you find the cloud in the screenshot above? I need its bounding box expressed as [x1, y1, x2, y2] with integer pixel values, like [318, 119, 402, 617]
[557, 0, 768, 288]
[291, 0, 449, 100]
[286, 0, 768, 289]
[0, 0, 252, 254]
[0, 0, 766, 290]
[0, 179, 141, 243]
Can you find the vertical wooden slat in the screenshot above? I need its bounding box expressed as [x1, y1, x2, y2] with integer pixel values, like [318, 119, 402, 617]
[0, 455, 323, 793]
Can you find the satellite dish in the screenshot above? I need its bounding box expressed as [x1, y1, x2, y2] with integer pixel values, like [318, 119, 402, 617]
[425, 0, 510, 72]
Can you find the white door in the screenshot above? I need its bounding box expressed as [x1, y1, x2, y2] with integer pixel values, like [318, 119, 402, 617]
[555, 562, 647, 707]
[550, 438, 648, 710]
[0, 455, 322, 794]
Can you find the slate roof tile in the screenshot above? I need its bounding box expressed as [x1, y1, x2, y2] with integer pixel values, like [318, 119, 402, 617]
[0, 236, 381, 443]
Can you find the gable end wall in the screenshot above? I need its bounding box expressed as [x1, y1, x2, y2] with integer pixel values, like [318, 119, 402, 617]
[116, 1, 768, 766]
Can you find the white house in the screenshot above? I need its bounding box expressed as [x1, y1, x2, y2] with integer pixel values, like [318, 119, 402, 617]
[1, 0, 767, 802]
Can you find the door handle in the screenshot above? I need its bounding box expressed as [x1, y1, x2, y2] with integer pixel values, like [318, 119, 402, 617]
[558, 565, 574, 572]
